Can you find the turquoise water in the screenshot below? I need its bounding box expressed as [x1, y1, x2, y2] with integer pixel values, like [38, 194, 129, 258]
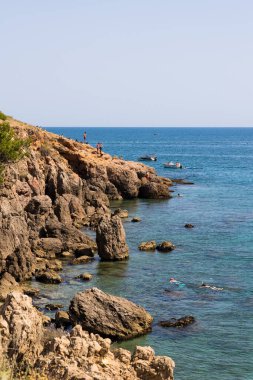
[39, 127, 253, 380]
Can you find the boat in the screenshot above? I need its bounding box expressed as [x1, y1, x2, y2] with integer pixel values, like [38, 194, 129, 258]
[138, 155, 157, 161]
[164, 161, 183, 169]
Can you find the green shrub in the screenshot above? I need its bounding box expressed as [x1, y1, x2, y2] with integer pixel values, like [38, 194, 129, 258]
[0, 111, 7, 121]
[0, 121, 31, 183]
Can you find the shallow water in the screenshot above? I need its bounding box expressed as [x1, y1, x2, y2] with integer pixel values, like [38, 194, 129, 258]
[37, 127, 253, 380]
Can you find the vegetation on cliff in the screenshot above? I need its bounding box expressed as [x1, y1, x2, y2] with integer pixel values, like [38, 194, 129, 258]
[0, 120, 30, 183]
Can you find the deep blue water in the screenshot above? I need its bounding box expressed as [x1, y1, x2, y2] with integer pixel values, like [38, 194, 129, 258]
[40, 127, 253, 380]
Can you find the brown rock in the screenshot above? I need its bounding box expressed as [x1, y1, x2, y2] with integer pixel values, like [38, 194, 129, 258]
[71, 255, 92, 265]
[159, 315, 195, 328]
[96, 215, 129, 261]
[185, 223, 194, 228]
[69, 287, 153, 340]
[138, 241, 157, 251]
[156, 241, 176, 252]
[35, 270, 62, 284]
[76, 272, 93, 281]
[55, 310, 71, 328]
[0, 292, 43, 365]
[131, 217, 141, 222]
[0, 273, 21, 301]
[113, 208, 129, 218]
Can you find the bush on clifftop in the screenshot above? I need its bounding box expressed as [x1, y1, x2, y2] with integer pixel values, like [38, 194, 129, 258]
[0, 121, 31, 183]
[0, 111, 7, 121]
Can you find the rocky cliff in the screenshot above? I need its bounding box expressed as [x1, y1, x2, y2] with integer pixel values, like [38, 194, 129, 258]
[0, 116, 172, 280]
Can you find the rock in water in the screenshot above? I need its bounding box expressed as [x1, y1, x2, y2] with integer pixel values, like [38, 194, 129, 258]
[138, 241, 157, 251]
[156, 241, 176, 252]
[69, 287, 153, 340]
[96, 215, 129, 260]
[159, 315, 195, 328]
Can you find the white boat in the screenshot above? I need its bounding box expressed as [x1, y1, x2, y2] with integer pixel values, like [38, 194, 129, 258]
[139, 155, 157, 161]
[164, 161, 183, 169]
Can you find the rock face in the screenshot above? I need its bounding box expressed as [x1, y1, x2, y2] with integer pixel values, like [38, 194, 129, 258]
[0, 273, 21, 301]
[159, 316, 195, 328]
[96, 215, 129, 261]
[0, 291, 175, 380]
[69, 287, 153, 340]
[0, 116, 172, 281]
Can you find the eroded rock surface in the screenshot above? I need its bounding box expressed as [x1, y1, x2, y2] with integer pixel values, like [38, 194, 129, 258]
[69, 287, 153, 340]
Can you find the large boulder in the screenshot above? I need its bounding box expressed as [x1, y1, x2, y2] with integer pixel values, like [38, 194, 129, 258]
[96, 215, 129, 261]
[69, 287, 153, 340]
[138, 182, 171, 199]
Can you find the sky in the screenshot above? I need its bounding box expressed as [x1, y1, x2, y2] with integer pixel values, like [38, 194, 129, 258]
[1, 0, 253, 127]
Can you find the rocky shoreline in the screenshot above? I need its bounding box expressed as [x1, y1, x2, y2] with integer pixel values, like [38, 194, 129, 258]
[0, 116, 175, 379]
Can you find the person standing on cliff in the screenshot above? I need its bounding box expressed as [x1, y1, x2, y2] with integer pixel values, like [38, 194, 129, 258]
[99, 143, 103, 157]
[83, 131, 87, 143]
[96, 142, 100, 155]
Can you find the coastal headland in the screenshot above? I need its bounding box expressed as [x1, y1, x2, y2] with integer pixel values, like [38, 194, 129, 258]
[0, 115, 175, 379]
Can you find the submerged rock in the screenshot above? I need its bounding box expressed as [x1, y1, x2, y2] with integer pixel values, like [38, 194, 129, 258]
[69, 287, 153, 340]
[96, 215, 129, 261]
[184, 223, 194, 228]
[131, 217, 142, 222]
[138, 241, 157, 251]
[156, 241, 176, 252]
[76, 272, 93, 281]
[45, 303, 63, 311]
[159, 315, 195, 328]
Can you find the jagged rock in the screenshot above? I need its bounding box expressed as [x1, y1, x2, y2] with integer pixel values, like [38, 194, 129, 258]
[69, 287, 153, 340]
[156, 241, 176, 252]
[185, 223, 194, 228]
[159, 316, 195, 328]
[55, 310, 71, 328]
[0, 292, 43, 365]
[132, 346, 175, 380]
[96, 215, 129, 261]
[113, 208, 129, 218]
[71, 255, 92, 265]
[0, 290, 175, 380]
[76, 272, 93, 281]
[25, 195, 52, 214]
[35, 270, 62, 284]
[132, 217, 141, 222]
[0, 273, 21, 301]
[138, 241, 157, 251]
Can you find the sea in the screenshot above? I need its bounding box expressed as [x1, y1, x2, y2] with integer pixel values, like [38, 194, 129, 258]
[37, 127, 253, 380]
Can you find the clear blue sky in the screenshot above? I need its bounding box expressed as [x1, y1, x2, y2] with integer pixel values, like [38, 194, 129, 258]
[1, 0, 253, 127]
